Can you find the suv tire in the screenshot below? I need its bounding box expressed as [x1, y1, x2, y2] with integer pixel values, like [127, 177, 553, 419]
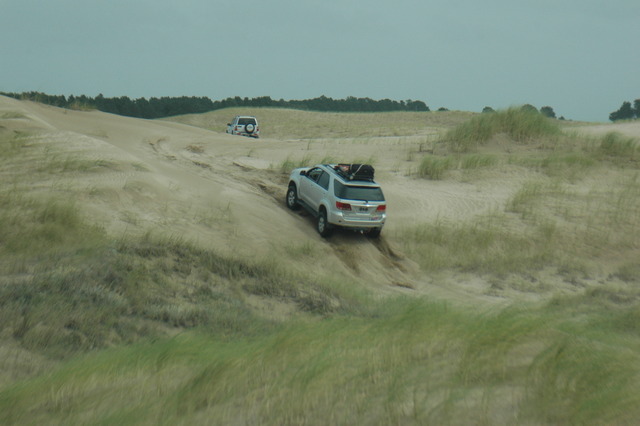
[245, 123, 255, 134]
[317, 208, 333, 238]
[286, 185, 300, 210]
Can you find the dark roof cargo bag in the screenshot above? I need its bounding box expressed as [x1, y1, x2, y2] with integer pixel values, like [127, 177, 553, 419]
[335, 164, 375, 181]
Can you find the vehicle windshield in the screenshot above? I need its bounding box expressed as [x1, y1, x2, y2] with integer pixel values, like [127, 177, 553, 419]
[334, 181, 385, 201]
[238, 117, 257, 125]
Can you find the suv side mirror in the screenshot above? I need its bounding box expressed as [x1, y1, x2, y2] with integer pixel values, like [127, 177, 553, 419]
[300, 170, 307, 176]
[226, 123, 231, 126]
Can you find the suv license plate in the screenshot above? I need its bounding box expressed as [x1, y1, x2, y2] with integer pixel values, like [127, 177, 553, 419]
[358, 207, 368, 212]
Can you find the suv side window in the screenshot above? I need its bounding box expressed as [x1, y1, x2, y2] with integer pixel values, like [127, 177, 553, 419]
[307, 167, 322, 182]
[317, 171, 330, 190]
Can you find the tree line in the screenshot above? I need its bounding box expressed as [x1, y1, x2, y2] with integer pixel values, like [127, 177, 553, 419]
[609, 99, 640, 121]
[0, 92, 430, 119]
[482, 104, 561, 120]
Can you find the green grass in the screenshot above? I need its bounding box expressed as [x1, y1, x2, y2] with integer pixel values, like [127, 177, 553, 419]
[397, 214, 558, 275]
[416, 155, 453, 179]
[0, 223, 368, 358]
[0, 131, 367, 363]
[36, 155, 115, 174]
[417, 154, 498, 180]
[409, 117, 639, 280]
[1, 299, 639, 425]
[401, 168, 640, 280]
[277, 154, 314, 173]
[163, 107, 475, 140]
[444, 106, 562, 152]
[506, 131, 638, 181]
[1, 111, 25, 119]
[459, 153, 498, 169]
[597, 131, 639, 163]
[0, 196, 95, 254]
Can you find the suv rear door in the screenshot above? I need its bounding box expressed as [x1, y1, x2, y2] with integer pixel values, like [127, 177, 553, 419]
[239, 117, 257, 135]
[333, 180, 386, 220]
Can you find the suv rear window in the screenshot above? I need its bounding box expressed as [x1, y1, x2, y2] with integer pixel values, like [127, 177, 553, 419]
[238, 117, 257, 125]
[334, 181, 385, 201]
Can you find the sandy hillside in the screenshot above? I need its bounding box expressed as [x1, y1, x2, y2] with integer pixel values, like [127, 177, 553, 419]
[1, 96, 637, 306]
[575, 120, 640, 139]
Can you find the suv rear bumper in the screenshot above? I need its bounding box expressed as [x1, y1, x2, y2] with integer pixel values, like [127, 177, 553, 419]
[234, 132, 259, 138]
[328, 211, 386, 230]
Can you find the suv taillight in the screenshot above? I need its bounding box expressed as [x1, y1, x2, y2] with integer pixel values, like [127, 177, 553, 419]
[336, 201, 352, 211]
[376, 205, 386, 212]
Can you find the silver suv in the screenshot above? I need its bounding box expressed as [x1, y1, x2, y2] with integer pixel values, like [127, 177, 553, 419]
[226, 116, 260, 138]
[286, 164, 386, 238]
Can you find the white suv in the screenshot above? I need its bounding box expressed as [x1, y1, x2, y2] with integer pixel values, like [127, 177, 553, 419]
[286, 164, 386, 238]
[226, 116, 259, 138]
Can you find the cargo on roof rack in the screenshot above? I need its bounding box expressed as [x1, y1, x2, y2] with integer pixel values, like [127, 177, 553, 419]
[333, 163, 375, 182]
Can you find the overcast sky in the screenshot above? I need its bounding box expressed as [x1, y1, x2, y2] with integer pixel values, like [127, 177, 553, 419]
[1, 0, 638, 122]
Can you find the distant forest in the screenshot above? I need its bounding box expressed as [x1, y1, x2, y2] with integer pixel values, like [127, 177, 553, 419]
[609, 99, 640, 122]
[0, 92, 430, 119]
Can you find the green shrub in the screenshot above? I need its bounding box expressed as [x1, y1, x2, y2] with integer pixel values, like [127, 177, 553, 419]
[598, 132, 638, 161]
[398, 216, 557, 275]
[444, 107, 561, 152]
[459, 154, 498, 169]
[417, 155, 452, 179]
[278, 155, 313, 173]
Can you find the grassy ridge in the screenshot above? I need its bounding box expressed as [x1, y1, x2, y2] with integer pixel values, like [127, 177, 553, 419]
[443, 107, 562, 152]
[399, 171, 640, 279]
[408, 109, 639, 290]
[0, 130, 366, 361]
[1, 301, 639, 424]
[0, 196, 365, 359]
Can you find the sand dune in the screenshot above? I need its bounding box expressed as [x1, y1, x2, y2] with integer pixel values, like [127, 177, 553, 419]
[2, 95, 636, 305]
[1, 97, 423, 294]
[576, 120, 640, 139]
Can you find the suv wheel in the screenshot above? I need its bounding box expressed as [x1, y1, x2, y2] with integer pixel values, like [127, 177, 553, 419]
[286, 185, 300, 210]
[317, 209, 333, 238]
[245, 123, 255, 134]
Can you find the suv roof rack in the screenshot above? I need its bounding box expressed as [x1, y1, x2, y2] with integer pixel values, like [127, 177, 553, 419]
[332, 163, 375, 182]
